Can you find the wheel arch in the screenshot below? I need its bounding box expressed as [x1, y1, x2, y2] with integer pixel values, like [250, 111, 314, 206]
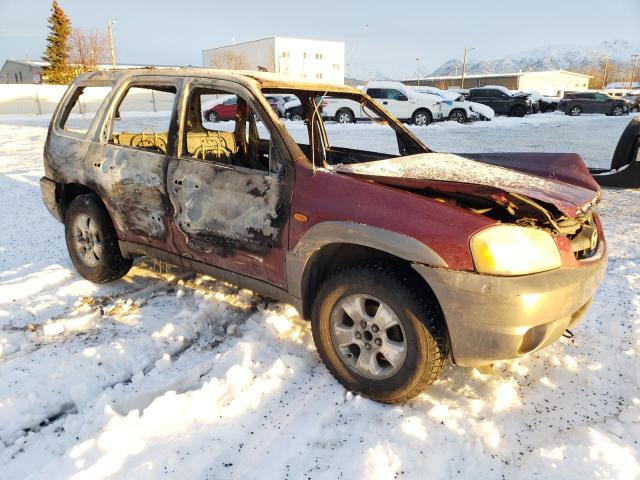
[287, 221, 448, 319]
[335, 107, 355, 122]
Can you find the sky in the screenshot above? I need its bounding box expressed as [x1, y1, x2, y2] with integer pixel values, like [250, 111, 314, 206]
[1, 0, 639, 79]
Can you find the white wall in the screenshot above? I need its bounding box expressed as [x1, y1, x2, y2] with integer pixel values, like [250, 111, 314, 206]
[203, 38, 276, 72]
[202, 37, 345, 85]
[518, 71, 591, 96]
[274, 37, 344, 84]
[0, 84, 175, 115]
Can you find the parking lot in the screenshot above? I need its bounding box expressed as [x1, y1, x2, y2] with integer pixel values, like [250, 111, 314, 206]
[0, 112, 638, 479]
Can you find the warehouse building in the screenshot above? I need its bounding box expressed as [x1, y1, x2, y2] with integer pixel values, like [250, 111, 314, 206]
[403, 70, 592, 96]
[202, 37, 345, 85]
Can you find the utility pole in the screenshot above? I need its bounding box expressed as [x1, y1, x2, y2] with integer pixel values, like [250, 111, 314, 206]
[460, 47, 475, 89]
[416, 57, 420, 86]
[107, 21, 117, 68]
[631, 54, 639, 89]
[602, 55, 609, 89]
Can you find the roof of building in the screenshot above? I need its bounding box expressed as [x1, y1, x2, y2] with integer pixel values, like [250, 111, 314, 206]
[1, 59, 184, 70]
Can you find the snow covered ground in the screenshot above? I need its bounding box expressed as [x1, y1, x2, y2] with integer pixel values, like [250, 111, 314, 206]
[0, 112, 638, 479]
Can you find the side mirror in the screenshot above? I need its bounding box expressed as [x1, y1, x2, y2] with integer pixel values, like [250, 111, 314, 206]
[397, 95, 408, 101]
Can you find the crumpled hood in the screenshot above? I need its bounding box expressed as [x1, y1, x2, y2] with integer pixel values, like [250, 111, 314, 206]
[331, 152, 600, 218]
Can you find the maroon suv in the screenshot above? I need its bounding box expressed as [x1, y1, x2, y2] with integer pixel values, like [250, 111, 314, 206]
[40, 69, 607, 403]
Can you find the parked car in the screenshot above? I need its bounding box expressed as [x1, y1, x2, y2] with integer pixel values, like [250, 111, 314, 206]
[264, 94, 296, 117]
[322, 81, 445, 125]
[203, 95, 278, 121]
[411, 86, 494, 122]
[40, 68, 607, 403]
[559, 91, 630, 116]
[467, 86, 531, 117]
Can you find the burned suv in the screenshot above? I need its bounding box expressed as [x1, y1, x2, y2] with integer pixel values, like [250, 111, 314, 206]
[40, 68, 607, 403]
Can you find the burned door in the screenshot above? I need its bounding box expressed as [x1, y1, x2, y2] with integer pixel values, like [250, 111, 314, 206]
[167, 82, 291, 287]
[86, 81, 179, 250]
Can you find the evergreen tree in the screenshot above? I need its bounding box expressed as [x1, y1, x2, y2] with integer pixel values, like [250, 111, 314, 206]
[41, 1, 73, 84]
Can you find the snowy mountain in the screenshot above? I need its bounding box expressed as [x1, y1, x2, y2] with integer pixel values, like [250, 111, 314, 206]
[429, 40, 640, 76]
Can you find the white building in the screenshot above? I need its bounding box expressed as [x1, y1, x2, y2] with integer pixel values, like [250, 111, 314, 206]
[404, 70, 592, 96]
[202, 37, 345, 85]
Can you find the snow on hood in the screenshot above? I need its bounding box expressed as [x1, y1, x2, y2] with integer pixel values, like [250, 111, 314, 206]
[332, 153, 599, 217]
[468, 101, 494, 119]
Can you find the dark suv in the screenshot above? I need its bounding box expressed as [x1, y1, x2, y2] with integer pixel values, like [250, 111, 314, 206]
[468, 87, 530, 117]
[40, 68, 606, 403]
[559, 91, 630, 116]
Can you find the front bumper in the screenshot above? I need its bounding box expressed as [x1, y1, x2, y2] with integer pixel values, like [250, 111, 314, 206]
[413, 240, 607, 366]
[40, 176, 63, 222]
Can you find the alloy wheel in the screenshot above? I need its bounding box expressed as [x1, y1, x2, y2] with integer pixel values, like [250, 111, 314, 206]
[72, 213, 103, 267]
[330, 294, 407, 380]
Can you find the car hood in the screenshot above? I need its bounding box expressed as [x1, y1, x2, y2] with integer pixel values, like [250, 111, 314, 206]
[331, 152, 601, 218]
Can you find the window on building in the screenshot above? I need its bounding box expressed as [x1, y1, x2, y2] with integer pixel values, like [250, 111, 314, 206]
[281, 51, 290, 58]
[108, 84, 176, 154]
[315, 53, 323, 60]
[316, 73, 323, 80]
[303, 52, 307, 59]
[333, 64, 340, 70]
[59, 85, 112, 135]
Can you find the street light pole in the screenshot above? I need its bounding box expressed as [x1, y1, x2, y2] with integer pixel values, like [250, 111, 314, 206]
[602, 55, 609, 89]
[631, 54, 639, 89]
[416, 57, 420, 86]
[107, 21, 117, 68]
[460, 47, 475, 89]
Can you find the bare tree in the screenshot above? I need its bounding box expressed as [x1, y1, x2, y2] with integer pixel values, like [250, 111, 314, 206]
[209, 52, 249, 70]
[68, 28, 109, 73]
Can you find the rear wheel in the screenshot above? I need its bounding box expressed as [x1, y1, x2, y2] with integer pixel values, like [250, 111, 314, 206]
[448, 109, 467, 123]
[335, 108, 355, 124]
[208, 111, 219, 122]
[64, 194, 132, 283]
[568, 105, 582, 116]
[311, 262, 449, 403]
[290, 112, 304, 121]
[411, 109, 432, 126]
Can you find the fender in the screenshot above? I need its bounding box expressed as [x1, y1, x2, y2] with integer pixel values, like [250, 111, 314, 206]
[286, 221, 448, 298]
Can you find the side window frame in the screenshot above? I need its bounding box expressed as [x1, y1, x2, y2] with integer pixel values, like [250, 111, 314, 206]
[101, 77, 182, 156]
[178, 79, 288, 178]
[55, 82, 113, 140]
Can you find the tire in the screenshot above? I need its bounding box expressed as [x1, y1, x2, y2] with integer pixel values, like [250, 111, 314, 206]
[508, 105, 526, 117]
[448, 109, 467, 123]
[611, 105, 624, 116]
[568, 105, 582, 116]
[311, 262, 449, 403]
[411, 109, 432, 126]
[64, 194, 132, 283]
[290, 112, 303, 121]
[335, 108, 355, 124]
[208, 111, 219, 122]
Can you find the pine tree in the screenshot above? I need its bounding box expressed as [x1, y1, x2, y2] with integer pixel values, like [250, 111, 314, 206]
[42, 1, 73, 84]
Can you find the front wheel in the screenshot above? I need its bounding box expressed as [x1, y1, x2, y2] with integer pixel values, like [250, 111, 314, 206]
[411, 109, 432, 126]
[568, 105, 582, 116]
[311, 262, 449, 403]
[208, 111, 219, 122]
[64, 194, 132, 283]
[508, 105, 526, 117]
[289, 112, 304, 121]
[448, 109, 467, 123]
[611, 105, 624, 116]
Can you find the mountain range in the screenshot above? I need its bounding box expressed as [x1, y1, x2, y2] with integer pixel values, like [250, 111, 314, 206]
[428, 40, 639, 77]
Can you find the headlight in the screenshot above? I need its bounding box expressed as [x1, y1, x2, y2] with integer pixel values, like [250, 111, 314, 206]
[470, 225, 562, 276]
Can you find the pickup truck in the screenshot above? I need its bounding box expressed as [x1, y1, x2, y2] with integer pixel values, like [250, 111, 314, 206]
[322, 81, 444, 126]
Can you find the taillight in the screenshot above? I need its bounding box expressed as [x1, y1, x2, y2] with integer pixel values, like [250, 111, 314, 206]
[321, 100, 328, 107]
